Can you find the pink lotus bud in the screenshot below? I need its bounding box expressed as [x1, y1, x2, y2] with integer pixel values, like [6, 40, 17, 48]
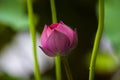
[39, 21, 78, 57]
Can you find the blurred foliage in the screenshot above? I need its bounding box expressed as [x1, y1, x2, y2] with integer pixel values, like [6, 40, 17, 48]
[0, 73, 27, 80]
[104, 0, 120, 54]
[0, 0, 28, 31]
[0, 73, 53, 80]
[95, 52, 118, 74]
[86, 52, 118, 74]
[0, 23, 16, 51]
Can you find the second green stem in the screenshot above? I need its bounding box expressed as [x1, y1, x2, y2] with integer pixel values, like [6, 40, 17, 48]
[89, 0, 104, 80]
[27, 0, 41, 80]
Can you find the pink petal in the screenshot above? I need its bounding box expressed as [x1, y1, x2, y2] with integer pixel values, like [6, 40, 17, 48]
[39, 46, 55, 57]
[46, 30, 70, 55]
[70, 29, 78, 49]
[49, 23, 58, 29]
[40, 25, 48, 47]
[55, 21, 74, 45]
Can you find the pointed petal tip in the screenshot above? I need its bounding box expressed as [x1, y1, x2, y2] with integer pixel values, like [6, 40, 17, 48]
[39, 46, 56, 57]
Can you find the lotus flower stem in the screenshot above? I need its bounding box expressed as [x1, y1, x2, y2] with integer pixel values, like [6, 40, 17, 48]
[27, 0, 41, 80]
[55, 56, 62, 80]
[50, 0, 62, 80]
[89, 0, 104, 80]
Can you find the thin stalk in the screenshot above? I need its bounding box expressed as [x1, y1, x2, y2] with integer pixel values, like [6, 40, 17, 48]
[89, 0, 104, 80]
[55, 56, 62, 80]
[50, 0, 62, 80]
[62, 57, 73, 80]
[27, 0, 41, 80]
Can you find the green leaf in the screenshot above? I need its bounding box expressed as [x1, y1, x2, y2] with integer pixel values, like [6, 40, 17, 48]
[104, 0, 120, 53]
[0, 0, 29, 31]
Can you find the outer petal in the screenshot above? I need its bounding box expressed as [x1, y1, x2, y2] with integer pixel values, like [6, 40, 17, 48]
[70, 29, 78, 49]
[40, 25, 48, 47]
[55, 21, 74, 45]
[39, 46, 56, 57]
[46, 30, 70, 55]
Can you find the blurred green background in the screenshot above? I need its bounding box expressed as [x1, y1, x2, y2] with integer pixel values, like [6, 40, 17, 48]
[0, 0, 120, 80]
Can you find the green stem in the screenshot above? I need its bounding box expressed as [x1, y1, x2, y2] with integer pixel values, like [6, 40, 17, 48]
[55, 56, 62, 80]
[27, 0, 41, 80]
[89, 0, 104, 80]
[50, 0, 62, 80]
[62, 57, 73, 80]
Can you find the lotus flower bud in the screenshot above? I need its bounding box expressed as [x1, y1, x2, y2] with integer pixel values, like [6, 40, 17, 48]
[39, 21, 78, 57]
